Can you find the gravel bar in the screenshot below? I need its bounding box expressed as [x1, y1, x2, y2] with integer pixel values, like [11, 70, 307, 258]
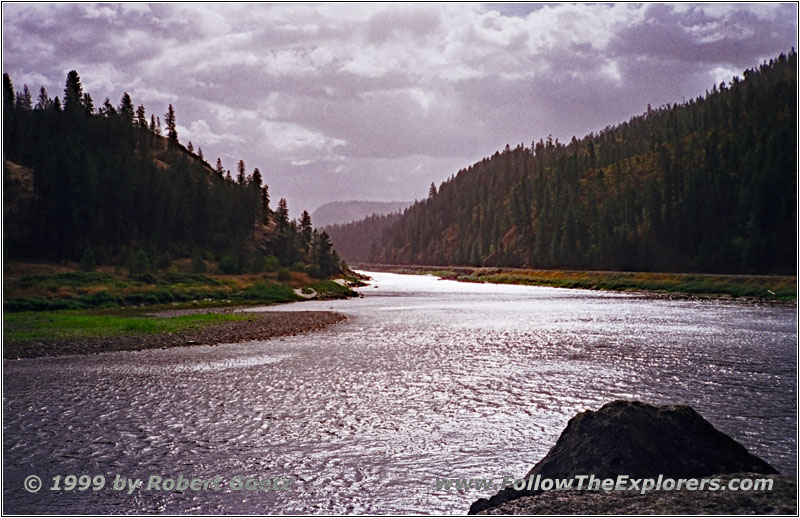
[4, 310, 346, 359]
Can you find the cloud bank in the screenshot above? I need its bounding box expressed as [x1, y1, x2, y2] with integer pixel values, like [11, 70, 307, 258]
[3, 3, 796, 212]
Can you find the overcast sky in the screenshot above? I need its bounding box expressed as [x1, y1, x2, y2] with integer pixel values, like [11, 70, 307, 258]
[3, 2, 797, 214]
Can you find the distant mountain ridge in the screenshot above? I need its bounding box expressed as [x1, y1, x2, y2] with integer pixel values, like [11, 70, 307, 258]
[312, 200, 411, 227]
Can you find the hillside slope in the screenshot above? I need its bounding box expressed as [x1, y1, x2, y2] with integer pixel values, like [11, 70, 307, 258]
[368, 52, 796, 274]
[3, 70, 343, 277]
[312, 200, 411, 227]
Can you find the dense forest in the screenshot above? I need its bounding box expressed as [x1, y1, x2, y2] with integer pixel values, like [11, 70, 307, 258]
[355, 52, 796, 274]
[3, 70, 343, 277]
[325, 212, 403, 264]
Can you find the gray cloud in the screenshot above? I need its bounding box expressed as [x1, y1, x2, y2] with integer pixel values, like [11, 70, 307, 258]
[3, 3, 796, 214]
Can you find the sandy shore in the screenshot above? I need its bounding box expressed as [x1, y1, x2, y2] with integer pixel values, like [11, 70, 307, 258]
[4, 310, 346, 359]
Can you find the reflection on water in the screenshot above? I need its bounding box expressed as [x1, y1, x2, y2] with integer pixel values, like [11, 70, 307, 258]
[4, 272, 797, 513]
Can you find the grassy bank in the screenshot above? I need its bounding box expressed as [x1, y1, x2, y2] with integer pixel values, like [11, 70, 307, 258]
[3, 264, 360, 349]
[356, 264, 796, 300]
[4, 267, 359, 312]
[4, 310, 251, 343]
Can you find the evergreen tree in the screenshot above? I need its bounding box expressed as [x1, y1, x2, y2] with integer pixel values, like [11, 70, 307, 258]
[164, 104, 177, 143]
[136, 104, 147, 127]
[187, 141, 194, 153]
[236, 159, 246, 184]
[251, 167, 262, 188]
[34, 86, 51, 110]
[82, 92, 94, 114]
[299, 210, 313, 249]
[215, 158, 225, 176]
[276, 198, 290, 233]
[63, 70, 83, 113]
[16, 85, 32, 110]
[119, 92, 134, 122]
[3, 73, 14, 112]
[99, 97, 116, 117]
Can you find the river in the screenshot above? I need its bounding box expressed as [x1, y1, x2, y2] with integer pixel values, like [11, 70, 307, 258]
[3, 271, 796, 513]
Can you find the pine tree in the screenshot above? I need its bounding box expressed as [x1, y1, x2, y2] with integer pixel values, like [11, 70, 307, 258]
[197, 147, 204, 161]
[251, 167, 262, 188]
[34, 86, 51, 110]
[276, 198, 290, 233]
[16, 85, 32, 110]
[236, 160, 246, 184]
[164, 104, 177, 143]
[136, 104, 147, 127]
[119, 93, 134, 122]
[299, 210, 313, 248]
[99, 97, 116, 117]
[314, 230, 335, 277]
[82, 92, 94, 114]
[63, 70, 83, 113]
[3, 73, 14, 112]
[428, 182, 437, 198]
[187, 141, 194, 154]
[215, 158, 225, 176]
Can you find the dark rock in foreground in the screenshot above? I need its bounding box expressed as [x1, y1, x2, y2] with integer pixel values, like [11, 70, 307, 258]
[477, 474, 795, 515]
[469, 400, 782, 515]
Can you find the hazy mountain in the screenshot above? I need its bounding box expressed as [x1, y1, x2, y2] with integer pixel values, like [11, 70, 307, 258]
[312, 200, 411, 228]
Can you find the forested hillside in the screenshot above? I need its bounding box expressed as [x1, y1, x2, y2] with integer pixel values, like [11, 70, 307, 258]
[312, 200, 410, 227]
[3, 70, 342, 278]
[365, 52, 796, 274]
[325, 212, 403, 264]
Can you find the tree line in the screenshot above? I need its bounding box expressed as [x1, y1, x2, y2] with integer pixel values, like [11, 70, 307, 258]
[3, 70, 343, 277]
[354, 51, 796, 274]
[324, 212, 403, 264]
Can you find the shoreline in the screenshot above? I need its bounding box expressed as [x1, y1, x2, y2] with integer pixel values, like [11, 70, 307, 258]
[3, 310, 347, 360]
[356, 264, 796, 302]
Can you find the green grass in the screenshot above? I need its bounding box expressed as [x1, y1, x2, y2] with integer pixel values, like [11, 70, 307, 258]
[310, 280, 359, 298]
[455, 271, 796, 300]
[363, 264, 795, 300]
[3, 268, 364, 313]
[4, 310, 251, 343]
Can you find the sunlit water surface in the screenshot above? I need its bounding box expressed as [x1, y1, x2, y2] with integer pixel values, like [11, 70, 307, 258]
[3, 272, 796, 513]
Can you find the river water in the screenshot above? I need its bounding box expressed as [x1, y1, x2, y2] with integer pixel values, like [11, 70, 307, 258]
[3, 271, 797, 514]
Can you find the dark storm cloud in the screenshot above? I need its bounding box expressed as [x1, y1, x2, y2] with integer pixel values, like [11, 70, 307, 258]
[3, 3, 796, 213]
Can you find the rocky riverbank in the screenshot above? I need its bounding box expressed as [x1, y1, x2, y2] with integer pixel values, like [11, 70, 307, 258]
[4, 310, 346, 359]
[470, 401, 794, 515]
[476, 474, 795, 514]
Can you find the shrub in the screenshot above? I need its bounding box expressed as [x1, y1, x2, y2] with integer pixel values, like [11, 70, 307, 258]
[79, 247, 97, 272]
[191, 251, 207, 274]
[128, 250, 151, 275]
[132, 272, 158, 284]
[156, 252, 172, 271]
[277, 267, 291, 282]
[263, 254, 280, 272]
[218, 255, 238, 274]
